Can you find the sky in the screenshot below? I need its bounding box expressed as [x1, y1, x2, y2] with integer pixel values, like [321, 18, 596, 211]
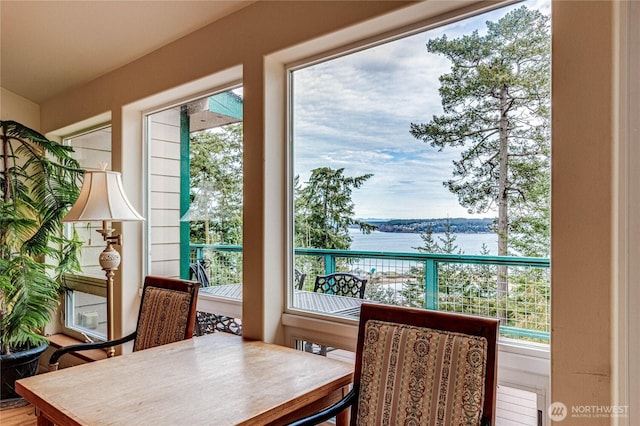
[292, 0, 550, 220]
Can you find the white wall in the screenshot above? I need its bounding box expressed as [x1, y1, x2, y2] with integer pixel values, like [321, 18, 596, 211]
[1, 87, 40, 129]
[148, 107, 182, 278]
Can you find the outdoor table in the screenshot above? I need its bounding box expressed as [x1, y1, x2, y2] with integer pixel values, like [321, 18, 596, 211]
[197, 285, 369, 319]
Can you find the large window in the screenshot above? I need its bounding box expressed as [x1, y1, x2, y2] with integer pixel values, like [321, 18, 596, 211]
[145, 88, 243, 323]
[62, 125, 112, 341]
[289, 1, 551, 344]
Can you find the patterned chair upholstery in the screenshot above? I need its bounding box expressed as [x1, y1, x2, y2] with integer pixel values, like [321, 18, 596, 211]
[313, 272, 367, 299]
[287, 303, 499, 426]
[49, 276, 200, 370]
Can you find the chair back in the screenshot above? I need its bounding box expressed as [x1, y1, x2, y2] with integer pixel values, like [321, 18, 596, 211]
[350, 303, 499, 425]
[133, 276, 200, 352]
[294, 269, 306, 290]
[189, 260, 210, 287]
[313, 272, 367, 299]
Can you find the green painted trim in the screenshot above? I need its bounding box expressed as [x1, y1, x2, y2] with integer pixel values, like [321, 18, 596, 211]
[180, 106, 191, 279]
[424, 259, 438, 310]
[500, 326, 550, 341]
[189, 243, 551, 342]
[324, 254, 336, 275]
[208, 91, 243, 120]
[294, 248, 550, 268]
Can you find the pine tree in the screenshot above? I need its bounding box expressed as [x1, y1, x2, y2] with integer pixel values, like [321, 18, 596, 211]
[189, 123, 243, 246]
[294, 167, 375, 250]
[410, 6, 551, 303]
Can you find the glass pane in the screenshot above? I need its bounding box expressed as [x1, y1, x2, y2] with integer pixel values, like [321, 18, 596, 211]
[295, 339, 355, 363]
[65, 290, 107, 339]
[63, 126, 112, 340]
[146, 88, 244, 327]
[146, 88, 243, 283]
[64, 126, 112, 277]
[290, 1, 551, 344]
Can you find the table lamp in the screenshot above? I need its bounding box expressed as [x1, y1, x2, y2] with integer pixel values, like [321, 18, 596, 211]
[62, 166, 144, 356]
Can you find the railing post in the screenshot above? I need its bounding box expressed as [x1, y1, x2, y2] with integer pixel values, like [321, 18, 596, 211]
[179, 105, 191, 280]
[324, 254, 336, 275]
[424, 259, 438, 310]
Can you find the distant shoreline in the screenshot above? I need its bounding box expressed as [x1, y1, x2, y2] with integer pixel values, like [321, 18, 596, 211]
[374, 230, 494, 234]
[354, 217, 495, 234]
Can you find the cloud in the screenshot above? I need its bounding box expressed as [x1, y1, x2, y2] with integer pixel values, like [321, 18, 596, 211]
[292, 0, 549, 219]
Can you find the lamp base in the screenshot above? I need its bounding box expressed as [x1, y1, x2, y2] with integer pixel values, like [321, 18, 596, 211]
[99, 247, 121, 271]
[99, 236, 121, 358]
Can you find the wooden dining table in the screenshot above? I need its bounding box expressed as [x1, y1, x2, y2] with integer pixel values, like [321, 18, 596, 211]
[15, 333, 354, 426]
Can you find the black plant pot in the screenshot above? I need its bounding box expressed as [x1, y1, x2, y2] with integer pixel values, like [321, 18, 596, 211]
[0, 343, 48, 400]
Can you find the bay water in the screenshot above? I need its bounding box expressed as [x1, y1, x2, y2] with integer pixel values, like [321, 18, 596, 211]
[348, 228, 497, 255]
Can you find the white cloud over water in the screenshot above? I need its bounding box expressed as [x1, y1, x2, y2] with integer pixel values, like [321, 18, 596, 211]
[292, 0, 549, 219]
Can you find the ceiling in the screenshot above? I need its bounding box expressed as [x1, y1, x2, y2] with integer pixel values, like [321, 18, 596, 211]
[1, 1, 255, 104]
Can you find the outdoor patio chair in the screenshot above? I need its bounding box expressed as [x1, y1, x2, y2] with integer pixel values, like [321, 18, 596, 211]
[188, 259, 243, 336]
[189, 259, 211, 287]
[48, 276, 200, 370]
[287, 303, 499, 426]
[307, 272, 367, 355]
[313, 272, 367, 299]
[194, 311, 243, 336]
[295, 268, 306, 290]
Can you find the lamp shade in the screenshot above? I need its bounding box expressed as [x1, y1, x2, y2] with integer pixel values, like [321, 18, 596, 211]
[62, 170, 144, 222]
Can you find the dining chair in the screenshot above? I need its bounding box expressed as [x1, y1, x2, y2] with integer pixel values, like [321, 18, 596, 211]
[288, 303, 499, 426]
[48, 276, 200, 370]
[313, 272, 367, 299]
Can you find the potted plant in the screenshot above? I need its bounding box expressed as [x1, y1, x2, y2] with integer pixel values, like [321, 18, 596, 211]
[0, 120, 82, 399]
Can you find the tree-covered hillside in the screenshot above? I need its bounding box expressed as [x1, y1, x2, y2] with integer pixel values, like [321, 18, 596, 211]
[362, 218, 494, 234]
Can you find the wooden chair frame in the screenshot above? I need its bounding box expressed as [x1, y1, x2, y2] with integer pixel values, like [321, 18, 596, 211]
[288, 303, 499, 426]
[49, 276, 200, 370]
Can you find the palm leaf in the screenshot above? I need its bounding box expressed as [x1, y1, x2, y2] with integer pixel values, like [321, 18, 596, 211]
[1, 120, 83, 353]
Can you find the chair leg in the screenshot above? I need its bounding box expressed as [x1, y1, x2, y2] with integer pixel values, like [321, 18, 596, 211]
[194, 316, 203, 336]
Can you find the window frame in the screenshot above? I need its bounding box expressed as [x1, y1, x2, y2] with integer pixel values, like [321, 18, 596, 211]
[281, 1, 552, 421]
[285, 1, 551, 332]
[60, 123, 112, 342]
[142, 84, 244, 289]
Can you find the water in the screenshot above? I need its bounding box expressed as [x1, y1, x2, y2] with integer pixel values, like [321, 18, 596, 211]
[349, 229, 497, 255]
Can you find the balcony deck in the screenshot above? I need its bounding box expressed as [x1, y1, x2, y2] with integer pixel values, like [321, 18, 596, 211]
[192, 244, 551, 343]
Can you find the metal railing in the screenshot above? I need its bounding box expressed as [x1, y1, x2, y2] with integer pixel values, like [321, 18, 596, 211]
[189, 244, 550, 342]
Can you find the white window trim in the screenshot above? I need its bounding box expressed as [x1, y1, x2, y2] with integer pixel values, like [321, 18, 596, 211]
[615, 1, 640, 423]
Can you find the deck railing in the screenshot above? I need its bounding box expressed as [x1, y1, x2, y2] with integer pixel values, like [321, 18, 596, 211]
[189, 244, 550, 342]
